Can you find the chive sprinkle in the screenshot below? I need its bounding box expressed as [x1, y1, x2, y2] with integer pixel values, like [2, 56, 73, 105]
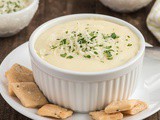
[84, 55, 91, 59]
[51, 45, 57, 49]
[127, 43, 132, 46]
[60, 53, 67, 58]
[107, 57, 113, 60]
[106, 46, 112, 49]
[67, 56, 73, 59]
[49, 28, 125, 61]
[60, 39, 67, 45]
[94, 51, 98, 55]
[111, 33, 119, 39]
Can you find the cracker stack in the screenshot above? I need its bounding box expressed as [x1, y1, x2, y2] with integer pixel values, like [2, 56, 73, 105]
[6, 63, 73, 119]
[89, 99, 148, 120]
[6, 63, 34, 96]
[6, 64, 48, 108]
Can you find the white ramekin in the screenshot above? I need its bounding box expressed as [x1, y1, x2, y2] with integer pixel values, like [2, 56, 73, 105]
[0, 0, 39, 37]
[29, 14, 145, 113]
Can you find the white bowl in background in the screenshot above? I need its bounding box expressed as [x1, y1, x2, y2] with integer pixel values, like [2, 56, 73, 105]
[0, 0, 39, 37]
[99, 0, 152, 12]
[29, 14, 145, 113]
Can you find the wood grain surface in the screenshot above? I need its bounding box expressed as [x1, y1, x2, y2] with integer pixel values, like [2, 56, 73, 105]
[0, 0, 159, 119]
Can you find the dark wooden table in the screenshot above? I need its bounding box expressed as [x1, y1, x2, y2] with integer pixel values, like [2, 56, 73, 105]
[0, 0, 159, 119]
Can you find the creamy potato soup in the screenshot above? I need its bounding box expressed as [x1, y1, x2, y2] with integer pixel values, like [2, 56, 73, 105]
[0, 0, 31, 14]
[35, 19, 140, 72]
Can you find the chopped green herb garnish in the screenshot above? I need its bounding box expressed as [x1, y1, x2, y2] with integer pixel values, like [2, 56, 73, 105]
[67, 56, 73, 59]
[60, 53, 67, 58]
[106, 46, 112, 49]
[104, 50, 112, 58]
[102, 34, 109, 39]
[111, 33, 119, 39]
[107, 57, 113, 60]
[94, 51, 98, 55]
[84, 55, 91, 59]
[50, 29, 123, 61]
[60, 39, 67, 45]
[90, 36, 97, 40]
[89, 32, 95, 37]
[78, 33, 82, 36]
[72, 49, 75, 52]
[51, 45, 57, 49]
[108, 49, 114, 52]
[127, 43, 132, 46]
[78, 38, 87, 44]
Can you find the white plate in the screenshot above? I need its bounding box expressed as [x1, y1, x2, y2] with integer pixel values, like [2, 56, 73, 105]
[0, 42, 160, 120]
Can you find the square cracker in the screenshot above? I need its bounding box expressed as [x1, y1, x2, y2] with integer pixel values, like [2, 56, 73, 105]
[123, 100, 148, 115]
[11, 82, 48, 108]
[6, 63, 35, 95]
[37, 104, 73, 119]
[89, 111, 123, 120]
[105, 100, 138, 114]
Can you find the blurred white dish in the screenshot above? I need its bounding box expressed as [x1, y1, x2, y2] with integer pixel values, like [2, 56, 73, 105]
[99, 0, 152, 12]
[0, 42, 160, 120]
[0, 0, 39, 37]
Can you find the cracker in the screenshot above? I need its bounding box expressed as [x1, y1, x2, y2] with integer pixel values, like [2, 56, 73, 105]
[123, 100, 148, 115]
[89, 111, 123, 120]
[11, 82, 48, 108]
[105, 100, 138, 114]
[37, 104, 73, 119]
[6, 63, 34, 95]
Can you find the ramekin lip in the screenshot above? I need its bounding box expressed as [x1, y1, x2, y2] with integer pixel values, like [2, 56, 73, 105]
[29, 13, 145, 76]
[0, 0, 39, 17]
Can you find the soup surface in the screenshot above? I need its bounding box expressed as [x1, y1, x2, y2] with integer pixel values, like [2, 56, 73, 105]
[35, 19, 140, 72]
[0, 0, 31, 14]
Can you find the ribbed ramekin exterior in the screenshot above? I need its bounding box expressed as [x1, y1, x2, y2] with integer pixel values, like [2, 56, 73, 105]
[31, 58, 143, 113]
